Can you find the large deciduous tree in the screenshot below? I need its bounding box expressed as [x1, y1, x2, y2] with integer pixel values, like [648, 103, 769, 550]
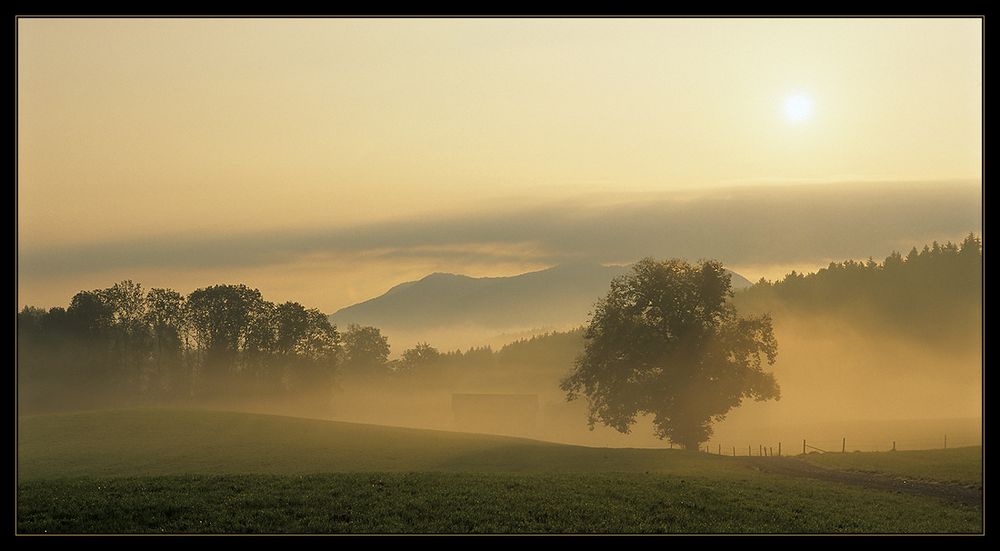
[144, 288, 188, 394]
[185, 284, 273, 385]
[275, 302, 342, 393]
[102, 280, 151, 389]
[293, 309, 342, 368]
[561, 258, 779, 450]
[342, 324, 390, 375]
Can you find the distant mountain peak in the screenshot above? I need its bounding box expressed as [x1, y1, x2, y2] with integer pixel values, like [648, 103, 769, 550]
[331, 263, 752, 346]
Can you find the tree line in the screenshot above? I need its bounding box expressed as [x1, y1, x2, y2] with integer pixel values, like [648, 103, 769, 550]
[17, 234, 982, 415]
[18, 282, 398, 412]
[16, 279, 585, 413]
[733, 233, 982, 345]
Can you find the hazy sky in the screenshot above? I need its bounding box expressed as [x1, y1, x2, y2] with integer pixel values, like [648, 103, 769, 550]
[18, 18, 982, 311]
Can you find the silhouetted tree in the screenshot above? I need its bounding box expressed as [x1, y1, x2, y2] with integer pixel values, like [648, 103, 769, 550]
[275, 302, 312, 357]
[65, 290, 116, 382]
[561, 258, 779, 450]
[102, 280, 151, 390]
[275, 303, 341, 393]
[241, 298, 277, 382]
[18, 280, 350, 412]
[295, 310, 342, 366]
[67, 290, 114, 339]
[144, 288, 187, 395]
[343, 324, 390, 374]
[185, 284, 272, 390]
[398, 342, 440, 372]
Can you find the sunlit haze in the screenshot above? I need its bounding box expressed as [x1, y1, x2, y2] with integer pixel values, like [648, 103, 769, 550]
[15, 21, 984, 533]
[18, 18, 981, 313]
[784, 94, 814, 122]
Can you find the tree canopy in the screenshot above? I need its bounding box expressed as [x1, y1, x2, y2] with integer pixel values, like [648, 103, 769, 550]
[561, 258, 779, 450]
[343, 324, 391, 374]
[733, 233, 982, 347]
[399, 342, 441, 372]
[17, 281, 342, 412]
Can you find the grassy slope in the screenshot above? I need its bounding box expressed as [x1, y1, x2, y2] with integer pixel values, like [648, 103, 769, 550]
[18, 409, 748, 480]
[800, 447, 982, 488]
[16, 409, 983, 534]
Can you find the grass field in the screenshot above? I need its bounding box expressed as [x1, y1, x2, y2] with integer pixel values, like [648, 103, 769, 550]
[801, 447, 982, 489]
[17, 409, 749, 479]
[16, 409, 983, 534]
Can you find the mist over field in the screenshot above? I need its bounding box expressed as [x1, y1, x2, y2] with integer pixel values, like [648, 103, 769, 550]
[16, 17, 981, 535]
[18, 234, 982, 453]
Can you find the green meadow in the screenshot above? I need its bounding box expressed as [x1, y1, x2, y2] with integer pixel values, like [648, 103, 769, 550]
[16, 409, 982, 534]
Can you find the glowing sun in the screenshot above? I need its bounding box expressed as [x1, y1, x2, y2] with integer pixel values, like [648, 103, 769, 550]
[783, 94, 814, 123]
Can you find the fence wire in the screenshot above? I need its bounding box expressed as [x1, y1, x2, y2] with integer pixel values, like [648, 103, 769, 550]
[694, 435, 979, 456]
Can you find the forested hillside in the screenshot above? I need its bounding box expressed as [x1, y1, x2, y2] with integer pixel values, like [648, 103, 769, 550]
[733, 233, 982, 347]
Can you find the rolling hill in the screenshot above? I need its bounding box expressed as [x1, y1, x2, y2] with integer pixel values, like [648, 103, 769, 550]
[16, 409, 740, 480]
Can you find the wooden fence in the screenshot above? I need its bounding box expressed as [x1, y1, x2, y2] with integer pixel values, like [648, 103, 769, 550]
[694, 434, 960, 456]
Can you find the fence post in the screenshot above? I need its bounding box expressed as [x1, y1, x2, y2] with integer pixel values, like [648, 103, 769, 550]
[892, 441, 896, 452]
[803, 439, 806, 455]
[770, 446, 773, 457]
[945, 434, 947, 449]
[842, 437, 846, 453]
[778, 442, 781, 456]
[732, 446, 735, 457]
[749, 445, 751, 456]
[718, 444, 721, 455]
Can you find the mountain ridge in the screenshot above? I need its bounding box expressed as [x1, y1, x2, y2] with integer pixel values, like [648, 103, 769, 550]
[330, 263, 752, 341]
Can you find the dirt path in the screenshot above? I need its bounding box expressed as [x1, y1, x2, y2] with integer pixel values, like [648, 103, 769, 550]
[737, 457, 982, 507]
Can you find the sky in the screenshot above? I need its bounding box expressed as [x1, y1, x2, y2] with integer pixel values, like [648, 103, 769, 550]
[17, 18, 982, 312]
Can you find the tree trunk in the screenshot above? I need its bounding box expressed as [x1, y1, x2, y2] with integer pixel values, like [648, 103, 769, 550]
[680, 439, 702, 451]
